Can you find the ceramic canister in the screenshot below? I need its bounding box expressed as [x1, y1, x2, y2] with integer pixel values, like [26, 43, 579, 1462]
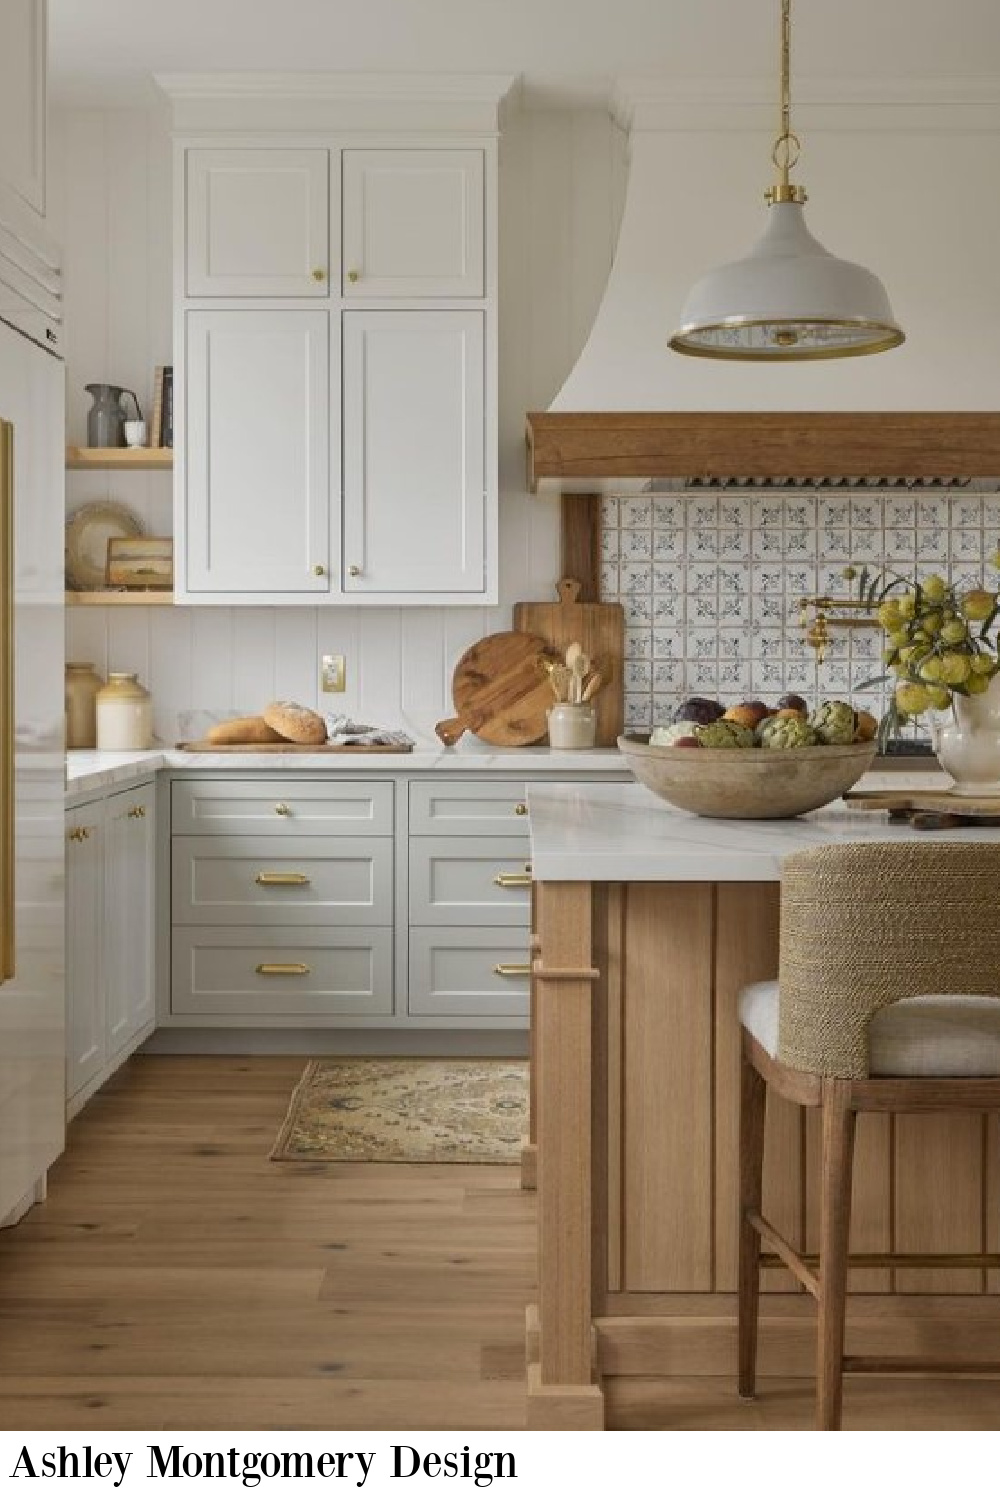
[65, 662, 105, 749]
[96, 672, 153, 751]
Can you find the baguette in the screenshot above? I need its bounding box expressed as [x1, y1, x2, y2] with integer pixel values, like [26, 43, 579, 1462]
[207, 715, 288, 745]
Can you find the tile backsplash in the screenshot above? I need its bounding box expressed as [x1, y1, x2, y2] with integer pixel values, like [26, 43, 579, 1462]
[600, 487, 1000, 732]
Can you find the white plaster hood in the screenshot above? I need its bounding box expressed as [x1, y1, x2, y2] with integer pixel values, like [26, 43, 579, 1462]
[549, 78, 1000, 414]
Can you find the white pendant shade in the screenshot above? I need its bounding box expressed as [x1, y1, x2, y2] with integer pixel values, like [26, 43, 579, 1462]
[670, 199, 904, 360]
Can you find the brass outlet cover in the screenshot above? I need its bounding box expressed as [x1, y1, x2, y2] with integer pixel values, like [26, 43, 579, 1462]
[320, 654, 346, 693]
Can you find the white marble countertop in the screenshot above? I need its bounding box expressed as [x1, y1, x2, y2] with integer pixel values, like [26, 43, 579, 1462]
[526, 773, 1000, 882]
[65, 742, 630, 796]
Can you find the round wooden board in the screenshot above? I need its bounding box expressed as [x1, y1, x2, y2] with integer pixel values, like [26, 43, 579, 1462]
[438, 630, 553, 747]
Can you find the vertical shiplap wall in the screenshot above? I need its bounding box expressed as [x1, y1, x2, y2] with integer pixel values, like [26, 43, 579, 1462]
[51, 105, 625, 743]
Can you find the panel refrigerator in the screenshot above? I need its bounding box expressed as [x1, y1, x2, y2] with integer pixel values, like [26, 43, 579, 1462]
[0, 237, 66, 1226]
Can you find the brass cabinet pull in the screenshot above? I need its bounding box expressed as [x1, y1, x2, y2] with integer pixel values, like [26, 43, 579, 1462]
[274, 803, 291, 817]
[311, 268, 327, 282]
[347, 269, 360, 283]
[514, 802, 528, 816]
[347, 563, 362, 577]
[127, 805, 146, 819]
[494, 963, 532, 978]
[313, 563, 326, 576]
[493, 863, 533, 889]
[68, 826, 92, 843]
[255, 872, 311, 886]
[256, 962, 311, 976]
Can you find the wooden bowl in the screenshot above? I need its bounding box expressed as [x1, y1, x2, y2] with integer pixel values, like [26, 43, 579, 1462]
[618, 733, 878, 820]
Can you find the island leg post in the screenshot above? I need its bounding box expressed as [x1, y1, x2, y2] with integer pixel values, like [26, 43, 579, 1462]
[526, 879, 604, 1430]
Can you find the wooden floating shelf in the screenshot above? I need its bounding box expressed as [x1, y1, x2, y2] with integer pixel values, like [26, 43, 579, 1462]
[66, 447, 173, 470]
[65, 591, 174, 607]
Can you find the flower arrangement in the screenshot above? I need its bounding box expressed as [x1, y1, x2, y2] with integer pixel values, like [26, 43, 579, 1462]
[849, 553, 1000, 747]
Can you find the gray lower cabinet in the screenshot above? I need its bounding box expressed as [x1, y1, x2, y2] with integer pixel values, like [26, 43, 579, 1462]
[172, 926, 393, 1018]
[172, 835, 393, 925]
[408, 928, 530, 1017]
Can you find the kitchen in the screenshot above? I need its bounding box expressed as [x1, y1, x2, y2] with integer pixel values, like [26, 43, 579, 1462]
[3, 0, 1000, 1447]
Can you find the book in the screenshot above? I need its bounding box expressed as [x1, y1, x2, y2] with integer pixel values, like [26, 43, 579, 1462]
[150, 366, 165, 450]
[161, 366, 173, 448]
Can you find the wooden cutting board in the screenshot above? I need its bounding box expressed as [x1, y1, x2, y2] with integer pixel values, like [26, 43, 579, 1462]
[435, 630, 554, 747]
[176, 741, 413, 753]
[514, 578, 625, 747]
[844, 787, 1000, 828]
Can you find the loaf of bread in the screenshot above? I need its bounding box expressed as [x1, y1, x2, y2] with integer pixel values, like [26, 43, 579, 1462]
[262, 700, 327, 745]
[207, 715, 288, 745]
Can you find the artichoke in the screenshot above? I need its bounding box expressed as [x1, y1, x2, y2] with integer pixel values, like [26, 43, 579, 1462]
[695, 719, 755, 749]
[650, 720, 703, 746]
[808, 700, 856, 745]
[759, 715, 819, 749]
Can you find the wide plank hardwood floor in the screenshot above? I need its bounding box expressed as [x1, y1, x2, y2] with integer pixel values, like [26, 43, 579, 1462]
[0, 1056, 997, 1431]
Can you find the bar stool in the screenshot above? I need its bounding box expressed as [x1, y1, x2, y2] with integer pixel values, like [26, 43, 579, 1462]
[737, 841, 1000, 1430]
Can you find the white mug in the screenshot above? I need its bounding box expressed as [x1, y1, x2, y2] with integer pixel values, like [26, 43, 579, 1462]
[124, 419, 147, 448]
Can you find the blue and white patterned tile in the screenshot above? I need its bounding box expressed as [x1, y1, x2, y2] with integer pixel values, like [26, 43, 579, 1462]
[652, 694, 683, 724]
[601, 496, 620, 526]
[749, 660, 785, 692]
[601, 527, 621, 561]
[915, 528, 947, 560]
[600, 561, 620, 596]
[951, 529, 985, 563]
[621, 497, 653, 528]
[718, 528, 750, 561]
[915, 497, 947, 529]
[753, 628, 786, 662]
[620, 528, 652, 560]
[850, 498, 879, 529]
[718, 562, 751, 593]
[620, 562, 653, 594]
[690, 527, 719, 559]
[719, 497, 751, 529]
[718, 628, 750, 660]
[652, 592, 685, 624]
[983, 496, 1000, 531]
[951, 495, 983, 530]
[783, 498, 816, 530]
[688, 593, 719, 624]
[849, 528, 882, 562]
[652, 628, 684, 658]
[752, 498, 785, 530]
[717, 591, 751, 623]
[624, 595, 653, 626]
[688, 660, 722, 692]
[717, 659, 751, 692]
[653, 660, 683, 690]
[652, 563, 685, 596]
[652, 497, 684, 528]
[652, 528, 683, 560]
[885, 528, 917, 562]
[751, 528, 784, 560]
[782, 564, 817, 596]
[625, 659, 653, 692]
[886, 497, 915, 529]
[625, 693, 653, 729]
[751, 591, 786, 623]
[819, 498, 851, 529]
[687, 563, 720, 595]
[819, 528, 850, 561]
[690, 498, 719, 529]
[688, 628, 719, 660]
[625, 627, 653, 659]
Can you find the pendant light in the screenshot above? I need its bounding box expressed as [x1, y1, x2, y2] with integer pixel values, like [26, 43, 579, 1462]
[669, 0, 904, 361]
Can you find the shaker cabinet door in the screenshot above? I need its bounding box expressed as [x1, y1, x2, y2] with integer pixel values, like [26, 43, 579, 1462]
[104, 784, 155, 1058]
[342, 149, 483, 298]
[0, 0, 46, 218]
[65, 804, 105, 1100]
[342, 310, 484, 595]
[186, 149, 330, 297]
[183, 311, 332, 596]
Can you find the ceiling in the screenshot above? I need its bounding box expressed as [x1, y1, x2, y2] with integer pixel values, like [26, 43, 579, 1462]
[49, 0, 1000, 109]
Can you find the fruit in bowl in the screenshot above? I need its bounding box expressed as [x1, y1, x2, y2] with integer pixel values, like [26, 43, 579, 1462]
[620, 694, 879, 818]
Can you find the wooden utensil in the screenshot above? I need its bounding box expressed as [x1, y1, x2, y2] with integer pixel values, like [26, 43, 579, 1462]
[514, 578, 624, 746]
[435, 630, 556, 747]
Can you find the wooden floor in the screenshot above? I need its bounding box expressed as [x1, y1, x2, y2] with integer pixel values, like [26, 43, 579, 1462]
[0, 1056, 997, 1431]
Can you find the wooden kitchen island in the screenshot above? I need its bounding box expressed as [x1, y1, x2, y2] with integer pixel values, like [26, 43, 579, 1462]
[523, 779, 1000, 1429]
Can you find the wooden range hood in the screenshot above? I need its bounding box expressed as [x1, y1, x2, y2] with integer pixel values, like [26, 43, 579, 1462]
[526, 410, 1000, 599]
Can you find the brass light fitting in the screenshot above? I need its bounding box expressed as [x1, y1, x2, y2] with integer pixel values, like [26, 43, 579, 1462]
[798, 595, 876, 663]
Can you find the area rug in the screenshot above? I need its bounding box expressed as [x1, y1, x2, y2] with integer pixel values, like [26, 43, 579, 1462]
[270, 1058, 528, 1164]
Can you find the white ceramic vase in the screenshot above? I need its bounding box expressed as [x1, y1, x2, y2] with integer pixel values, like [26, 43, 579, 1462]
[932, 673, 1000, 795]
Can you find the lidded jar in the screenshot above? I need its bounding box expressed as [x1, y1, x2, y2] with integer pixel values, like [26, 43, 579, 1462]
[65, 661, 105, 749]
[96, 672, 153, 751]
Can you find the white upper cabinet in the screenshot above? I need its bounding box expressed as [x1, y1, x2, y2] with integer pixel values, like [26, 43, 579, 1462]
[182, 310, 332, 596]
[342, 149, 484, 299]
[186, 149, 330, 297]
[0, 0, 46, 220]
[343, 310, 484, 594]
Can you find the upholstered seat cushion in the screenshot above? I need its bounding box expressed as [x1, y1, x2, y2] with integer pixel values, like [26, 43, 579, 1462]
[740, 980, 1000, 1078]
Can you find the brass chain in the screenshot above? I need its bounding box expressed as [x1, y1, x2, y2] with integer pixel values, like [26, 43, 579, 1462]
[771, 0, 800, 179]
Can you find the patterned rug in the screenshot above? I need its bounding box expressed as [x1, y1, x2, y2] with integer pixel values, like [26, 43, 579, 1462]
[270, 1058, 529, 1164]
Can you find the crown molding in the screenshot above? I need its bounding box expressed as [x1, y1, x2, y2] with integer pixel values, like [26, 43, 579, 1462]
[155, 71, 519, 135]
[611, 75, 1000, 133]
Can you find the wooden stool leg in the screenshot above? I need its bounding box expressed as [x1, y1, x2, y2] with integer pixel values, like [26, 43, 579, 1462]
[817, 1078, 856, 1431]
[737, 1036, 767, 1399]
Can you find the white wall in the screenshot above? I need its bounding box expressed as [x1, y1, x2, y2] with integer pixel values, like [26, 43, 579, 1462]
[52, 104, 626, 742]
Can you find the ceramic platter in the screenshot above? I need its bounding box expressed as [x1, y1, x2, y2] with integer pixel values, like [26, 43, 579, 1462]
[65, 501, 143, 591]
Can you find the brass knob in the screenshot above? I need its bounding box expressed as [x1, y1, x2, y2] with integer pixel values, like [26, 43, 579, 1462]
[312, 268, 326, 282]
[127, 805, 146, 819]
[347, 269, 360, 284]
[68, 826, 90, 843]
[348, 564, 362, 578]
[514, 802, 527, 816]
[274, 803, 291, 817]
[313, 564, 326, 576]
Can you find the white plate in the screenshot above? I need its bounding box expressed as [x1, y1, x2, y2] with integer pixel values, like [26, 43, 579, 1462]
[65, 501, 143, 591]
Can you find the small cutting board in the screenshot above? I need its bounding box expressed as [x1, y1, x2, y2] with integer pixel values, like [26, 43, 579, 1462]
[844, 787, 1000, 828]
[513, 578, 625, 747]
[435, 630, 555, 747]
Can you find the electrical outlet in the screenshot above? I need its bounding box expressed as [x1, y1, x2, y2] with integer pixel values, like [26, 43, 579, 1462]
[320, 654, 346, 693]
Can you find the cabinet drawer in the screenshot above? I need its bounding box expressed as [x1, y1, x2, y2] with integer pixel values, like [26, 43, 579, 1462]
[408, 781, 529, 836]
[408, 928, 530, 1019]
[172, 780, 393, 836]
[172, 836, 392, 926]
[172, 926, 392, 1017]
[409, 837, 530, 926]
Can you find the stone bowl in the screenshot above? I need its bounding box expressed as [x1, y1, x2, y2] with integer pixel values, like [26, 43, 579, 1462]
[617, 733, 878, 820]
